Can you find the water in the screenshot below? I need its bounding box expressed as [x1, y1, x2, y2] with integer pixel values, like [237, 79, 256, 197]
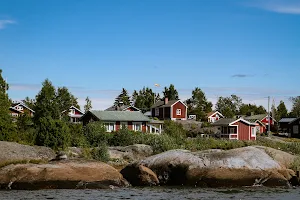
[1, 187, 300, 200]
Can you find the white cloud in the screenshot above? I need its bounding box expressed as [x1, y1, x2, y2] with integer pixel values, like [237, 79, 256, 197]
[246, 0, 300, 14]
[0, 20, 16, 30]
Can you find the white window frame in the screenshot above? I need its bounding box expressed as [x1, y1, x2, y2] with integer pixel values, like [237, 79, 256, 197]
[229, 127, 235, 134]
[70, 109, 75, 115]
[155, 108, 159, 116]
[176, 109, 181, 116]
[104, 122, 115, 132]
[133, 122, 142, 132]
[251, 127, 256, 137]
[120, 122, 128, 128]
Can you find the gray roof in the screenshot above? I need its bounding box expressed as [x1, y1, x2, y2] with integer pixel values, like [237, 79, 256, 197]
[279, 118, 297, 123]
[244, 114, 267, 121]
[105, 105, 140, 111]
[89, 111, 150, 122]
[212, 118, 237, 126]
[151, 100, 184, 108]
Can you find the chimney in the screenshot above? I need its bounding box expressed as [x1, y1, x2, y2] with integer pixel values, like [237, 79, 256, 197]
[164, 97, 168, 105]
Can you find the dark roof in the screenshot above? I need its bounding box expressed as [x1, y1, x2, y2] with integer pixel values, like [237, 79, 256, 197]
[288, 118, 300, 124]
[279, 118, 297, 123]
[212, 118, 236, 126]
[87, 111, 150, 122]
[105, 105, 140, 111]
[9, 107, 22, 113]
[151, 100, 186, 109]
[244, 114, 267, 121]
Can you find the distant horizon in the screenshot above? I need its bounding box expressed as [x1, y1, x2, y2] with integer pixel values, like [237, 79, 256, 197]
[1, 0, 299, 111]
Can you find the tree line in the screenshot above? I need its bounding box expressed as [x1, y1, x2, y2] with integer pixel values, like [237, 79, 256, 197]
[1, 69, 300, 149]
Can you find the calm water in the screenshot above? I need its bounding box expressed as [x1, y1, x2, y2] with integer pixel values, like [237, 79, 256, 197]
[1, 187, 300, 200]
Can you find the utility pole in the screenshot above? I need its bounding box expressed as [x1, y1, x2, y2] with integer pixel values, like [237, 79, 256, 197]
[268, 96, 271, 136]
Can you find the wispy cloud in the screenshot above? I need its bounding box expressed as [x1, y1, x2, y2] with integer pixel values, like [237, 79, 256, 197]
[231, 74, 254, 78]
[0, 20, 16, 30]
[246, 0, 300, 15]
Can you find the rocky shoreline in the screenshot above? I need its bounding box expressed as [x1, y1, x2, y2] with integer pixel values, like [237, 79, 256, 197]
[0, 141, 299, 190]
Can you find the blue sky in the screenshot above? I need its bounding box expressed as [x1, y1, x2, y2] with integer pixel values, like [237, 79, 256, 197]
[0, 0, 299, 110]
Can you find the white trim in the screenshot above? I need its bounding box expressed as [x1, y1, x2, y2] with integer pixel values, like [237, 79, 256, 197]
[13, 102, 35, 113]
[170, 100, 188, 108]
[122, 106, 141, 112]
[207, 111, 224, 118]
[176, 109, 181, 116]
[104, 122, 116, 132]
[62, 106, 84, 115]
[229, 118, 256, 126]
[251, 126, 256, 139]
[133, 122, 143, 132]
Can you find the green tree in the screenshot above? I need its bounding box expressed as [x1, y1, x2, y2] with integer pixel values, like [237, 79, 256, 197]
[239, 104, 266, 116]
[56, 87, 80, 113]
[215, 95, 242, 118]
[185, 87, 212, 121]
[84, 96, 92, 112]
[33, 79, 60, 123]
[276, 100, 288, 120]
[35, 116, 71, 149]
[162, 84, 179, 100]
[84, 122, 110, 147]
[133, 87, 156, 112]
[114, 88, 131, 106]
[290, 97, 300, 117]
[22, 97, 36, 110]
[0, 69, 16, 141]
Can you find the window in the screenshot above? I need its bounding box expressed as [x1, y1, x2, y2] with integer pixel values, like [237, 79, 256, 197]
[155, 108, 159, 116]
[133, 122, 142, 132]
[176, 109, 181, 116]
[104, 123, 115, 132]
[11, 113, 18, 117]
[229, 127, 235, 134]
[293, 125, 299, 134]
[251, 127, 256, 137]
[120, 122, 128, 129]
[70, 109, 75, 115]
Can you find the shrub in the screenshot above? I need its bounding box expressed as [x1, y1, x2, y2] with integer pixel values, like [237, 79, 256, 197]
[109, 127, 135, 146]
[163, 120, 186, 144]
[91, 142, 110, 162]
[69, 123, 88, 147]
[84, 122, 112, 147]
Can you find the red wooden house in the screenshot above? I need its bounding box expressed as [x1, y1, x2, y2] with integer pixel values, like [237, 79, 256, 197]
[151, 98, 187, 120]
[10, 101, 35, 117]
[62, 106, 84, 123]
[207, 111, 224, 123]
[213, 118, 257, 140]
[244, 114, 275, 133]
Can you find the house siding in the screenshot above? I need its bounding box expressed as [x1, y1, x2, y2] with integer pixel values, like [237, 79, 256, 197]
[232, 121, 255, 141]
[164, 107, 171, 119]
[159, 108, 164, 119]
[172, 101, 187, 120]
[289, 118, 300, 138]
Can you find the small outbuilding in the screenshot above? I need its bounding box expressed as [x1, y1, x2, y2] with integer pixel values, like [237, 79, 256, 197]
[212, 118, 257, 140]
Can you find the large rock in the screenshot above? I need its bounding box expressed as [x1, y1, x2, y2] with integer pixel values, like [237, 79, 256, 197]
[109, 144, 153, 162]
[140, 146, 296, 187]
[0, 141, 55, 163]
[121, 163, 159, 186]
[0, 161, 129, 190]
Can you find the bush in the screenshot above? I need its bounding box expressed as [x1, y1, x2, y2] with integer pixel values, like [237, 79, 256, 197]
[163, 120, 186, 144]
[109, 127, 135, 146]
[91, 142, 110, 162]
[84, 122, 112, 147]
[35, 117, 71, 150]
[69, 123, 88, 147]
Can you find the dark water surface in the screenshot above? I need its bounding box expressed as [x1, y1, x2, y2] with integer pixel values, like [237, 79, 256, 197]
[1, 187, 300, 200]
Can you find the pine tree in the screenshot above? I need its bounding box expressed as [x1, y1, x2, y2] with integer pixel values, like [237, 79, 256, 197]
[276, 100, 288, 120]
[162, 84, 179, 100]
[84, 96, 92, 112]
[0, 69, 16, 141]
[33, 79, 60, 123]
[114, 88, 131, 106]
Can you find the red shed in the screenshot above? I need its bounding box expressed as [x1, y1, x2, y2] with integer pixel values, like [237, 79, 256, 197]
[213, 118, 257, 141]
